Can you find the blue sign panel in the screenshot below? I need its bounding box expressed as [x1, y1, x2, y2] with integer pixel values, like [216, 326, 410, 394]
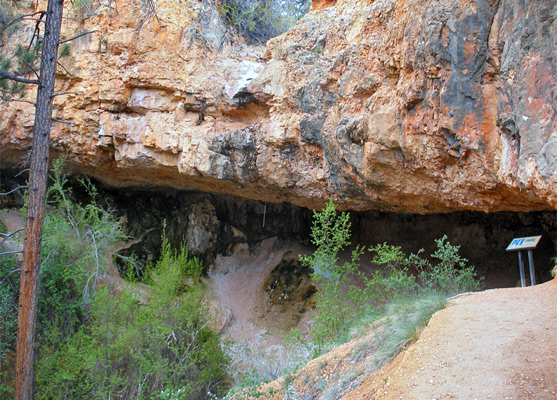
[506, 236, 542, 251]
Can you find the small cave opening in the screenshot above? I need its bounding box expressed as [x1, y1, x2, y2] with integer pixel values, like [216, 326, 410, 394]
[264, 258, 316, 309]
[1, 169, 555, 348]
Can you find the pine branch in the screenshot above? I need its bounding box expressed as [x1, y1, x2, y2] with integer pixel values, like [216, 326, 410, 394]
[52, 91, 79, 97]
[28, 18, 42, 52]
[59, 30, 99, 44]
[0, 185, 28, 195]
[15, 169, 31, 178]
[0, 268, 21, 288]
[0, 71, 38, 84]
[0, 229, 25, 247]
[56, 61, 74, 78]
[51, 118, 75, 125]
[0, 97, 36, 106]
[21, 61, 40, 81]
[0, 250, 23, 256]
[0, 12, 46, 35]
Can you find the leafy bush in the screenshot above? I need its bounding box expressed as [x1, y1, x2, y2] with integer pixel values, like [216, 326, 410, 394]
[35, 238, 228, 400]
[300, 201, 482, 349]
[0, 253, 18, 398]
[1, 161, 228, 399]
[414, 235, 482, 295]
[366, 243, 419, 304]
[37, 160, 126, 342]
[218, 0, 310, 43]
[299, 200, 367, 346]
[0, 160, 126, 395]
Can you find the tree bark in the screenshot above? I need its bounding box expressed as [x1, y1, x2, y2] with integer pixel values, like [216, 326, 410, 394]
[15, 0, 64, 399]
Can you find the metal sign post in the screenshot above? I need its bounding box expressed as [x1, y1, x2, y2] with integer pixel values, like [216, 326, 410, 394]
[506, 236, 542, 287]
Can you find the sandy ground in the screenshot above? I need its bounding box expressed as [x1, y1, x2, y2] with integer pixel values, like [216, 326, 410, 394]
[208, 237, 313, 346]
[345, 278, 557, 400]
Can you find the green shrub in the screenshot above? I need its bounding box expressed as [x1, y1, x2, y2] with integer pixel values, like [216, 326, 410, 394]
[299, 200, 367, 346]
[36, 160, 126, 343]
[366, 243, 419, 304]
[35, 238, 228, 400]
[2, 161, 228, 399]
[218, 0, 310, 44]
[411, 235, 483, 295]
[0, 253, 18, 398]
[0, 160, 126, 395]
[299, 201, 482, 351]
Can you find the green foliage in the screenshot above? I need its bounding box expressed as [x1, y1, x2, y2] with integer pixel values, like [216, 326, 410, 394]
[0, 40, 41, 98]
[59, 43, 71, 58]
[412, 235, 483, 295]
[0, 1, 72, 99]
[300, 200, 367, 346]
[366, 243, 419, 304]
[300, 199, 352, 283]
[0, 253, 18, 399]
[36, 240, 227, 400]
[218, 0, 310, 44]
[37, 159, 126, 341]
[300, 201, 482, 351]
[0, 160, 127, 395]
[2, 160, 228, 399]
[0, 1, 40, 98]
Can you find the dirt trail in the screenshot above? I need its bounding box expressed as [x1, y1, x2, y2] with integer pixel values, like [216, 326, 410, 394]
[346, 278, 557, 400]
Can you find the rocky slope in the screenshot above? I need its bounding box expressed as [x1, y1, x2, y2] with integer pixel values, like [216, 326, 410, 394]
[1, 0, 555, 213]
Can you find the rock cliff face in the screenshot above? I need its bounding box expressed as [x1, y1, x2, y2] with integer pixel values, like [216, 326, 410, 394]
[1, 0, 555, 213]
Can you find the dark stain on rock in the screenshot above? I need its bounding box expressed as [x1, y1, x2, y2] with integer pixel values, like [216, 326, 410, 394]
[209, 125, 258, 182]
[264, 257, 316, 326]
[442, 128, 462, 158]
[300, 114, 326, 145]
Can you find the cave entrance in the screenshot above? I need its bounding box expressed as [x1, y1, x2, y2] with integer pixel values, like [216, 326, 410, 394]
[96, 187, 555, 290]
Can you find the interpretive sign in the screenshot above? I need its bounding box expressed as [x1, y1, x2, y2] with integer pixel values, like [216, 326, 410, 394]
[505, 236, 542, 251]
[506, 235, 542, 287]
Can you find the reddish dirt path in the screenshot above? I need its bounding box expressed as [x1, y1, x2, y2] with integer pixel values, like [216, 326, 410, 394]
[346, 278, 557, 400]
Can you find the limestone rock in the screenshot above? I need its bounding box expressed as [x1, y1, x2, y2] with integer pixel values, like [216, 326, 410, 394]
[186, 199, 221, 256]
[0, 0, 555, 213]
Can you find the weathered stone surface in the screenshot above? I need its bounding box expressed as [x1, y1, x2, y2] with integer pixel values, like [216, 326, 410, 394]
[0, 0, 555, 213]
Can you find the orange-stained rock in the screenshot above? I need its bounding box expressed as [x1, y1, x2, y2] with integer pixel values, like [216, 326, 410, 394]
[311, 0, 337, 11]
[0, 0, 555, 213]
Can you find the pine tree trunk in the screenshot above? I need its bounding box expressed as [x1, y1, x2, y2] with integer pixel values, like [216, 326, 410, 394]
[15, 0, 64, 399]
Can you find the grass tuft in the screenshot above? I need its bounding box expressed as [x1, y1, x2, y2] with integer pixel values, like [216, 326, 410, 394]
[372, 294, 446, 368]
